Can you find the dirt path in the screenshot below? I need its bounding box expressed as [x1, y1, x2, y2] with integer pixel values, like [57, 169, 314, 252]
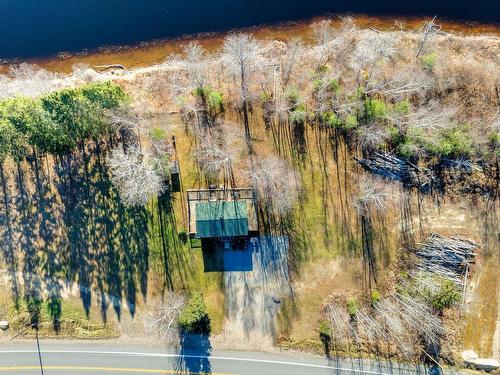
[213, 236, 292, 351]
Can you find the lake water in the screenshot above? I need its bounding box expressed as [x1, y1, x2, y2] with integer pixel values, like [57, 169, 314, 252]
[0, 0, 499, 59]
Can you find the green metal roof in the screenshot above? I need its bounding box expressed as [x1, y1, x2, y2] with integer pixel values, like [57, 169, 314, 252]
[195, 201, 248, 238]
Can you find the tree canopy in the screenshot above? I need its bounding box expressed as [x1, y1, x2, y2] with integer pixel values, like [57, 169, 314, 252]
[0, 81, 127, 158]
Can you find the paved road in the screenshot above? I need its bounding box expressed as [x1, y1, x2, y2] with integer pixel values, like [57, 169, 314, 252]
[0, 341, 458, 374]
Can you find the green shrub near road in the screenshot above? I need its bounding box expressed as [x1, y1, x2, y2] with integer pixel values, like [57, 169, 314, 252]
[178, 293, 211, 335]
[425, 279, 461, 312]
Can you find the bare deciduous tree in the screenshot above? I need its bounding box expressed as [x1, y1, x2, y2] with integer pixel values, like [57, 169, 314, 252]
[222, 33, 260, 150]
[311, 20, 335, 46]
[107, 146, 167, 206]
[105, 106, 146, 146]
[354, 176, 397, 215]
[280, 39, 304, 89]
[184, 42, 210, 90]
[355, 123, 392, 152]
[416, 17, 441, 58]
[0, 63, 64, 99]
[248, 156, 300, 216]
[146, 292, 186, 343]
[195, 136, 236, 178]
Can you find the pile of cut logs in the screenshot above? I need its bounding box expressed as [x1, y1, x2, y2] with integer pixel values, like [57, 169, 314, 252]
[414, 233, 478, 285]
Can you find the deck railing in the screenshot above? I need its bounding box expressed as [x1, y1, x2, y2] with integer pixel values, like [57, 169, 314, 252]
[187, 188, 254, 202]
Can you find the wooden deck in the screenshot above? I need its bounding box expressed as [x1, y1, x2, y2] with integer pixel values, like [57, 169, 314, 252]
[187, 188, 258, 236]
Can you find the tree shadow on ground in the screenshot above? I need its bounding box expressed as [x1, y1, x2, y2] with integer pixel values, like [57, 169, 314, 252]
[54, 142, 150, 321]
[176, 333, 212, 374]
[0, 140, 173, 328]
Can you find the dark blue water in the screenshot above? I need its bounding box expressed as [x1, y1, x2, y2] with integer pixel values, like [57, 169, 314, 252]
[1, 0, 499, 59]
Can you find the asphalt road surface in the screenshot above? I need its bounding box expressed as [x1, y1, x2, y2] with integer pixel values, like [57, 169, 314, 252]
[0, 341, 459, 374]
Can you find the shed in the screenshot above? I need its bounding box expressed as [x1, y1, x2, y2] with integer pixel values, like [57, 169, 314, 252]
[195, 201, 248, 238]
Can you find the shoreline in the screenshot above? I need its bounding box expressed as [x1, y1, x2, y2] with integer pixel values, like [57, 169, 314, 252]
[2, 14, 499, 74]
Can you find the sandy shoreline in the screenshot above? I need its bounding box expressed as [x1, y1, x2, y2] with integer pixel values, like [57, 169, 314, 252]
[2, 14, 499, 74]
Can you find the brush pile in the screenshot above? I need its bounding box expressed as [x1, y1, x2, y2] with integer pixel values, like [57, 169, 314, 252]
[414, 233, 478, 285]
[439, 158, 482, 173]
[354, 152, 434, 192]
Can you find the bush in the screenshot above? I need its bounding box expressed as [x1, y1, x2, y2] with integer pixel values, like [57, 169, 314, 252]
[328, 79, 340, 93]
[364, 99, 387, 121]
[321, 111, 340, 128]
[346, 297, 359, 317]
[431, 125, 473, 157]
[207, 90, 224, 113]
[425, 279, 461, 312]
[149, 127, 167, 142]
[394, 100, 410, 115]
[285, 86, 300, 106]
[177, 293, 211, 334]
[420, 53, 437, 71]
[178, 229, 188, 244]
[317, 319, 331, 353]
[344, 114, 358, 130]
[317, 319, 331, 337]
[370, 290, 381, 305]
[289, 104, 308, 125]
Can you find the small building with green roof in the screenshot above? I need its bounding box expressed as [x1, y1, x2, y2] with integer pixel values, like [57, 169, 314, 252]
[187, 187, 258, 239]
[195, 201, 248, 238]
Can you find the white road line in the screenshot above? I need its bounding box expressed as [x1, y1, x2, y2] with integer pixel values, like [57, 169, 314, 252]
[0, 350, 392, 374]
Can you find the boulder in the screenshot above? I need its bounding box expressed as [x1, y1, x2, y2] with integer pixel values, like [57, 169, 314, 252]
[0, 321, 9, 330]
[461, 349, 479, 361]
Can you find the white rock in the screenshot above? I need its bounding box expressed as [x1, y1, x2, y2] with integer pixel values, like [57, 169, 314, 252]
[462, 349, 479, 361]
[0, 321, 9, 330]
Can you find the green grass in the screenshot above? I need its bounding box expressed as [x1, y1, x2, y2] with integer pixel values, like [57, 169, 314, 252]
[4, 297, 119, 339]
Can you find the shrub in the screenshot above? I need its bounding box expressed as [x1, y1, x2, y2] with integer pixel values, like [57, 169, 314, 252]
[420, 53, 437, 71]
[344, 114, 358, 130]
[425, 279, 461, 312]
[317, 319, 331, 338]
[149, 127, 167, 142]
[394, 100, 410, 115]
[364, 99, 387, 121]
[328, 79, 340, 93]
[177, 293, 211, 334]
[207, 90, 224, 113]
[317, 319, 332, 353]
[178, 229, 188, 244]
[289, 104, 308, 125]
[321, 111, 340, 128]
[285, 86, 300, 105]
[346, 297, 359, 317]
[370, 290, 381, 306]
[431, 125, 473, 157]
